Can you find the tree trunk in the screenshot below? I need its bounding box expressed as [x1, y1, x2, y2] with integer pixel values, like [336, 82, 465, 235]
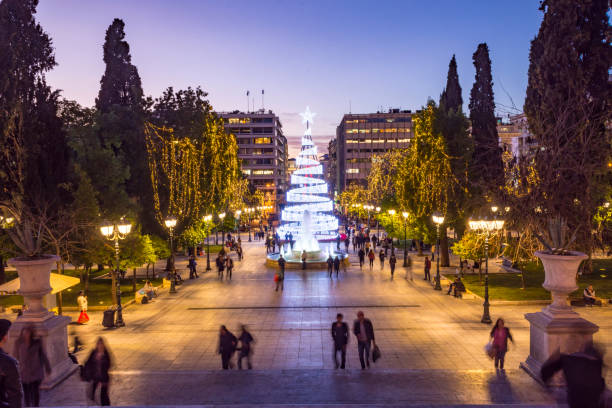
[440, 234, 450, 267]
[132, 268, 137, 292]
[146, 264, 149, 279]
[416, 240, 423, 256]
[0, 255, 5, 285]
[85, 266, 90, 295]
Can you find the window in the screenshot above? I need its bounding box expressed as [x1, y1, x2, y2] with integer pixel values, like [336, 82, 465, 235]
[254, 137, 272, 144]
[242, 169, 251, 175]
[237, 138, 250, 144]
[240, 118, 251, 124]
[240, 128, 251, 134]
[253, 170, 274, 175]
[363, 139, 372, 143]
[228, 118, 240, 124]
[346, 169, 359, 174]
[397, 138, 410, 143]
[385, 128, 397, 133]
[386, 119, 395, 123]
[358, 129, 370, 133]
[346, 140, 359, 144]
[346, 129, 358, 134]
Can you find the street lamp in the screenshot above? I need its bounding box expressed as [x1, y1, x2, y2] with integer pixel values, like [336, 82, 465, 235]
[432, 213, 445, 291]
[100, 219, 132, 327]
[203, 215, 212, 271]
[468, 213, 505, 324]
[219, 212, 226, 244]
[402, 212, 409, 267]
[375, 207, 381, 238]
[246, 208, 253, 242]
[164, 217, 178, 294]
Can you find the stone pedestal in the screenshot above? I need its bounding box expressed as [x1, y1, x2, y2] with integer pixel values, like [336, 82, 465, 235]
[521, 309, 598, 386]
[7, 256, 77, 389]
[521, 251, 599, 386]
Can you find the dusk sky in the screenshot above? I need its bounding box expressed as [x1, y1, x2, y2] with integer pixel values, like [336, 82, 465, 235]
[36, 1, 543, 157]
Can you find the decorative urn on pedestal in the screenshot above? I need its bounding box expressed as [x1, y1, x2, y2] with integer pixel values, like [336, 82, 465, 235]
[6, 255, 76, 389]
[521, 249, 598, 385]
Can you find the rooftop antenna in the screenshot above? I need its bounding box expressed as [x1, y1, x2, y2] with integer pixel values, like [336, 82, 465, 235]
[246, 90, 250, 113]
[349, 100, 352, 114]
[262, 89, 265, 110]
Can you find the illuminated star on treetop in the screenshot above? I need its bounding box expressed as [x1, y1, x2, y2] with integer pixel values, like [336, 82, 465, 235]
[299, 106, 317, 126]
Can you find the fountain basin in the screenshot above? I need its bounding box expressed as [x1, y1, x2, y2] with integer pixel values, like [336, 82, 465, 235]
[266, 242, 349, 269]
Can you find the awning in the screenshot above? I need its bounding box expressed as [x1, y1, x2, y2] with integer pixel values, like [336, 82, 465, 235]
[0, 273, 81, 295]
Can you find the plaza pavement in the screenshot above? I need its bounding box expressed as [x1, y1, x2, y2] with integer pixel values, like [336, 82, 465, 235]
[39, 240, 612, 406]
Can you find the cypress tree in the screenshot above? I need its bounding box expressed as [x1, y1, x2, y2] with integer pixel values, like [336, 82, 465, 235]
[524, 0, 611, 245]
[437, 55, 472, 265]
[96, 18, 148, 221]
[469, 43, 503, 200]
[440, 55, 463, 113]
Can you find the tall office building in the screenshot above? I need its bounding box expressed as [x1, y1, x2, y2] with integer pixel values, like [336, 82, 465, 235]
[219, 110, 288, 213]
[334, 109, 413, 193]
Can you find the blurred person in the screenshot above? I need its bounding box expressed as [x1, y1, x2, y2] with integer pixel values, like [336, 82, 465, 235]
[541, 342, 606, 408]
[379, 249, 385, 269]
[16, 326, 50, 407]
[0, 319, 22, 408]
[218, 326, 237, 370]
[358, 248, 365, 270]
[276, 255, 285, 292]
[331, 313, 349, 369]
[301, 250, 307, 270]
[424, 256, 431, 281]
[326, 255, 333, 278]
[368, 249, 375, 270]
[77, 291, 89, 324]
[583, 285, 597, 306]
[226, 256, 234, 281]
[333, 256, 340, 278]
[84, 337, 112, 406]
[489, 318, 514, 371]
[353, 311, 376, 370]
[237, 325, 255, 370]
[389, 253, 397, 279]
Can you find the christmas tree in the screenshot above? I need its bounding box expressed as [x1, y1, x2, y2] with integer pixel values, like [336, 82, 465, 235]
[278, 107, 338, 249]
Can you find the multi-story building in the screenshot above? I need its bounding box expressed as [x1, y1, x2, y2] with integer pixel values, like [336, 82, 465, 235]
[326, 139, 338, 194]
[497, 113, 537, 158]
[334, 109, 413, 193]
[219, 110, 288, 213]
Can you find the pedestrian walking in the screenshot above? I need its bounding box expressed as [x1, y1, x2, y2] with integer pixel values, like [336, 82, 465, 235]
[77, 291, 89, 324]
[541, 343, 605, 408]
[358, 248, 365, 270]
[344, 237, 350, 251]
[326, 255, 333, 277]
[368, 249, 375, 270]
[216, 254, 225, 279]
[333, 256, 340, 278]
[237, 325, 255, 370]
[226, 256, 234, 280]
[276, 255, 285, 291]
[424, 256, 431, 281]
[218, 325, 237, 370]
[188, 255, 198, 279]
[379, 249, 385, 269]
[353, 311, 376, 370]
[389, 253, 396, 279]
[301, 250, 307, 270]
[16, 326, 50, 407]
[0, 319, 22, 408]
[331, 313, 349, 369]
[84, 337, 112, 406]
[489, 318, 514, 371]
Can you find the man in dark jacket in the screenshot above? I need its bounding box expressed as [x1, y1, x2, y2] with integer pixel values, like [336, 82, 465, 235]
[333, 256, 340, 278]
[353, 311, 376, 369]
[0, 319, 22, 408]
[326, 255, 333, 277]
[218, 325, 237, 369]
[237, 325, 255, 370]
[331, 314, 349, 369]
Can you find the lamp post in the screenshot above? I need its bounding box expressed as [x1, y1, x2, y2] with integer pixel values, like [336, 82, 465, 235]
[432, 213, 445, 291]
[219, 212, 226, 244]
[164, 217, 177, 294]
[100, 220, 132, 327]
[247, 208, 253, 242]
[468, 214, 505, 324]
[235, 209, 242, 241]
[375, 207, 381, 239]
[387, 209, 396, 249]
[402, 212, 409, 267]
[203, 215, 212, 271]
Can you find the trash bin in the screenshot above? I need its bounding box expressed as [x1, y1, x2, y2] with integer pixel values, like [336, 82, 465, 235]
[102, 308, 115, 328]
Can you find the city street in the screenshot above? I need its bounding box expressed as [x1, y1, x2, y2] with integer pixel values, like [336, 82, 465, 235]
[41, 241, 612, 406]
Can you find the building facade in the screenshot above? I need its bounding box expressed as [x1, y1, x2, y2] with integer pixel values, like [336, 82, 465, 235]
[497, 113, 537, 158]
[219, 110, 288, 213]
[334, 109, 413, 193]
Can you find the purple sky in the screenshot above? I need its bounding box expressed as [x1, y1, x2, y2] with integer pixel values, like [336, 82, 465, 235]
[36, 0, 543, 157]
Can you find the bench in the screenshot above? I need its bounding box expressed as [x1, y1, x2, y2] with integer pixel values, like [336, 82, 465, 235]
[135, 285, 160, 304]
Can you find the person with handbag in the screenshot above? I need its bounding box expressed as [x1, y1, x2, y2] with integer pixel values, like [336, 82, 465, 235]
[490, 318, 513, 371]
[84, 337, 112, 406]
[353, 311, 376, 370]
[331, 313, 349, 369]
[0, 319, 23, 408]
[16, 325, 51, 407]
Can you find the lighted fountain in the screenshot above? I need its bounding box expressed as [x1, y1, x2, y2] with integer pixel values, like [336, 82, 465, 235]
[266, 107, 347, 269]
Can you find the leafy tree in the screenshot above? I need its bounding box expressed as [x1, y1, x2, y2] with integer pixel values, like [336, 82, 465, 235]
[523, 0, 611, 259]
[0, 0, 70, 256]
[451, 230, 502, 282]
[469, 43, 504, 203]
[367, 150, 404, 208]
[148, 234, 169, 278]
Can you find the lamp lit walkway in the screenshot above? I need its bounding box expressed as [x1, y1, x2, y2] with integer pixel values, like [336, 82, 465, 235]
[42, 240, 612, 406]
